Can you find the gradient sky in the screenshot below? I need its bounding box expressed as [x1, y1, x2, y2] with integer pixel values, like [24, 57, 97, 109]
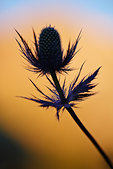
[0, 1, 113, 169]
[1, 0, 113, 14]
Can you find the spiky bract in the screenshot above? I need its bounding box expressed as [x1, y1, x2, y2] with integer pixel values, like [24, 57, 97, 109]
[20, 65, 100, 119]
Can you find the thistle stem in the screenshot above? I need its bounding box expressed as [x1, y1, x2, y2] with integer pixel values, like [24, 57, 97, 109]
[50, 70, 113, 169]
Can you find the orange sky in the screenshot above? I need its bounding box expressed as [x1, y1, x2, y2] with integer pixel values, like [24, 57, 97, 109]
[0, 1, 113, 169]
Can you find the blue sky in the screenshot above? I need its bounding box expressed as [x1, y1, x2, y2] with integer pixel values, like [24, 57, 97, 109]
[1, 0, 113, 16]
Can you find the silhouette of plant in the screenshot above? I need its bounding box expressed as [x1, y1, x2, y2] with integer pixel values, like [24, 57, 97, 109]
[15, 26, 113, 169]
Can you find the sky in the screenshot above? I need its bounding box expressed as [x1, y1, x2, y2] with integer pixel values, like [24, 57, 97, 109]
[0, 1, 113, 169]
[1, 0, 113, 14]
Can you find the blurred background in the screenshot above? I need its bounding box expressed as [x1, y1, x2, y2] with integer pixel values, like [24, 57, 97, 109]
[0, 0, 113, 169]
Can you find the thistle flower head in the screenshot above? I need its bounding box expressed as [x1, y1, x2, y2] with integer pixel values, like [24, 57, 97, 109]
[38, 27, 62, 71]
[15, 26, 81, 75]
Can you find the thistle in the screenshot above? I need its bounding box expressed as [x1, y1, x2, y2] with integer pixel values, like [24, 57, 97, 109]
[15, 26, 80, 75]
[16, 26, 113, 168]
